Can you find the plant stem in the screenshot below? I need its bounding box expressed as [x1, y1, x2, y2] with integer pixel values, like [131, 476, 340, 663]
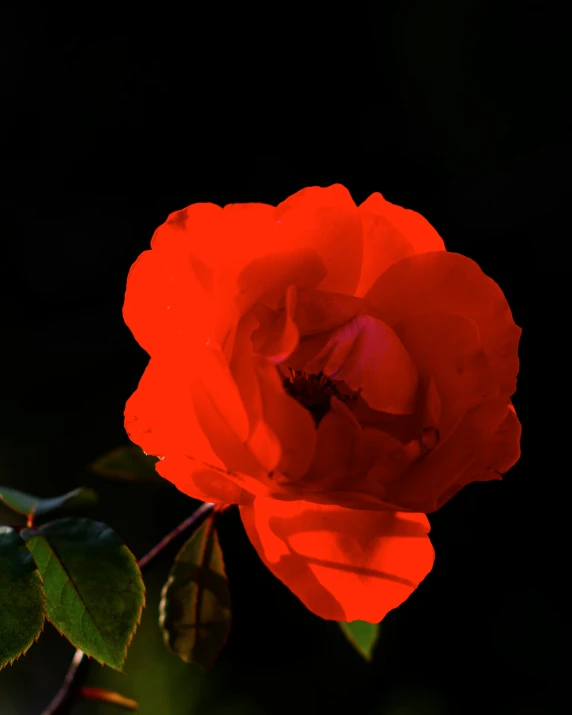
[40, 501, 216, 715]
[138, 501, 215, 570]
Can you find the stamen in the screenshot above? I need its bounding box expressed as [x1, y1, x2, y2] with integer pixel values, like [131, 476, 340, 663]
[282, 368, 351, 427]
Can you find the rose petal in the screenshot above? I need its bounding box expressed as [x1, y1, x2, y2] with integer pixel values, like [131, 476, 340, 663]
[292, 397, 361, 492]
[364, 252, 521, 397]
[240, 498, 435, 622]
[124, 356, 226, 467]
[159, 202, 275, 277]
[275, 184, 363, 297]
[501, 401, 522, 477]
[350, 375, 442, 445]
[229, 312, 265, 429]
[252, 355, 318, 483]
[355, 192, 446, 298]
[301, 315, 419, 415]
[153, 203, 224, 261]
[293, 289, 370, 337]
[162, 189, 362, 321]
[289, 397, 423, 509]
[394, 311, 500, 436]
[124, 356, 256, 503]
[433, 400, 522, 510]
[190, 354, 275, 484]
[201, 338, 251, 444]
[250, 284, 300, 365]
[229, 311, 283, 473]
[228, 388, 418, 511]
[383, 397, 514, 512]
[235, 248, 327, 315]
[122, 248, 213, 358]
[155, 455, 253, 506]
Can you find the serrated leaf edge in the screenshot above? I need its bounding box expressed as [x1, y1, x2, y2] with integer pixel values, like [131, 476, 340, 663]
[3, 612, 47, 668]
[0, 530, 48, 669]
[25, 520, 146, 672]
[44, 553, 146, 672]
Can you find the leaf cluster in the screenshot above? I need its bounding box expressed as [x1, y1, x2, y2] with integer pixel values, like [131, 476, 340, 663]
[1, 445, 379, 685]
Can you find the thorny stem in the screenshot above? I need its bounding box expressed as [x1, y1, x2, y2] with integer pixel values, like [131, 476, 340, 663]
[40, 501, 219, 715]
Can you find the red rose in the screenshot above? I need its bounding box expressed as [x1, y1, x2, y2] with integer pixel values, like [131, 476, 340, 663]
[123, 185, 521, 623]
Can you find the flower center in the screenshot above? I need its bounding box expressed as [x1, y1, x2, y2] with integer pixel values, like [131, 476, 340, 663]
[282, 368, 359, 427]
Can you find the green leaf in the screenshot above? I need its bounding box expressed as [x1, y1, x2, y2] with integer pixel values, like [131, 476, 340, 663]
[0, 499, 26, 527]
[0, 486, 98, 519]
[22, 518, 145, 672]
[89, 446, 162, 483]
[338, 620, 380, 662]
[159, 513, 231, 671]
[0, 527, 46, 669]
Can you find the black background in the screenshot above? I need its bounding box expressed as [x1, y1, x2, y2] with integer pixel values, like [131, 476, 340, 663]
[0, 2, 568, 714]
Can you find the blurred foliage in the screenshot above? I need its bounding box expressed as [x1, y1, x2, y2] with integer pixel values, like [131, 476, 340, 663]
[0, 486, 98, 522]
[89, 446, 162, 484]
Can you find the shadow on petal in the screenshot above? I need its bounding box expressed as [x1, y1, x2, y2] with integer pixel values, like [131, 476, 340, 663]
[240, 499, 434, 623]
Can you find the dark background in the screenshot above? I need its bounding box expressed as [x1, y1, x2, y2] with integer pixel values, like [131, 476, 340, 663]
[0, 2, 568, 714]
